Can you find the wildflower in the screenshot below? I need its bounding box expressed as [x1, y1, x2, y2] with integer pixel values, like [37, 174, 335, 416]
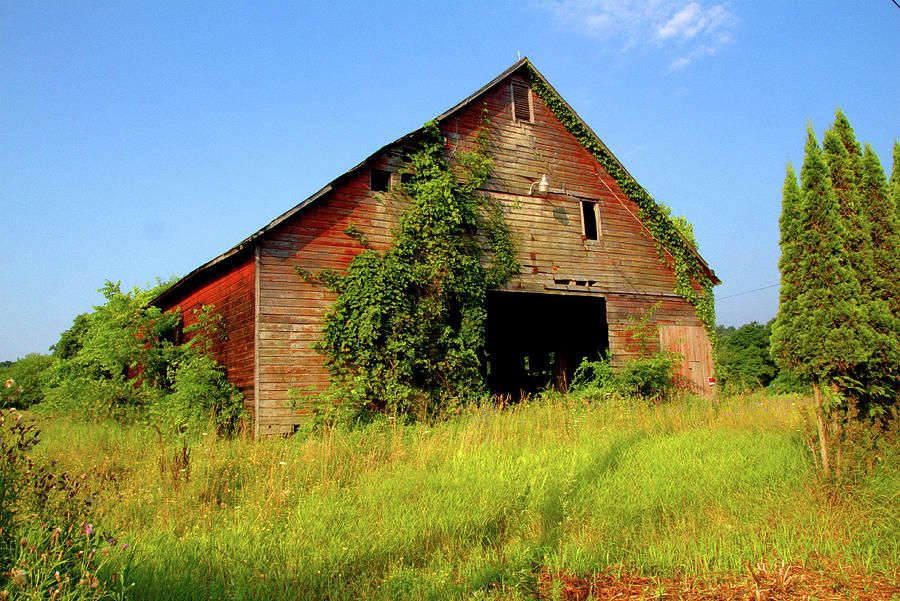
[4, 379, 13, 388]
[11, 569, 26, 587]
[84, 523, 94, 537]
[122, 543, 128, 550]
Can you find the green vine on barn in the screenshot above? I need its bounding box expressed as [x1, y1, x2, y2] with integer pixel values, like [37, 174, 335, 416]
[297, 117, 519, 419]
[525, 65, 717, 339]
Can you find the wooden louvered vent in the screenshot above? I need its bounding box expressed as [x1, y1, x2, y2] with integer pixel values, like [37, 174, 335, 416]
[511, 82, 532, 123]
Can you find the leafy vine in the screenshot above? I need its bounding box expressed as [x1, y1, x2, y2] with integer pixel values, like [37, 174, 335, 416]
[297, 116, 519, 419]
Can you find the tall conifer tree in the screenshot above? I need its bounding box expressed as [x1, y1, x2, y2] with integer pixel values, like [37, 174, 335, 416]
[824, 115, 872, 297]
[859, 144, 900, 404]
[796, 128, 870, 384]
[773, 128, 872, 473]
[891, 140, 900, 222]
[770, 164, 804, 374]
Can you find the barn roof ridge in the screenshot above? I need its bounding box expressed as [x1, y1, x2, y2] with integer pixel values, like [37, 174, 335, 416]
[153, 57, 716, 307]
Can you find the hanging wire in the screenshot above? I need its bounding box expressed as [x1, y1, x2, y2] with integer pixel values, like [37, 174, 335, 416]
[717, 283, 779, 300]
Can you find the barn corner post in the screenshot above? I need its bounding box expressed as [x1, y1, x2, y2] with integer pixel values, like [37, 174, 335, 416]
[253, 242, 261, 439]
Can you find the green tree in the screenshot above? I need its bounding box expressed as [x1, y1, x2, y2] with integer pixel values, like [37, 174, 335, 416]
[891, 140, 900, 222]
[772, 128, 873, 475]
[50, 313, 90, 360]
[857, 144, 900, 407]
[824, 115, 872, 297]
[0, 354, 53, 408]
[42, 281, 243, 434]
[770, 164, 803, 379]
[716, 321, 777, 391]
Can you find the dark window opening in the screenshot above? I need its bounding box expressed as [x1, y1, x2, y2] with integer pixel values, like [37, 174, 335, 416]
[582, 201, 599, 240]
[400, 172, 413, 185]
[484, 292, 609, 397]
[370, 169, 390, 192]
[511, 82, 532, 123]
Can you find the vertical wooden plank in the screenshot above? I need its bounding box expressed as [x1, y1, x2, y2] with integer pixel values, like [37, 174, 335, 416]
[659, 324, 714, 397]
[254, 243, 261, 439]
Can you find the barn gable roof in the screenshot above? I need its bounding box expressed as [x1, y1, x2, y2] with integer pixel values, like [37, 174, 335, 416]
[153, 58, 717, 308]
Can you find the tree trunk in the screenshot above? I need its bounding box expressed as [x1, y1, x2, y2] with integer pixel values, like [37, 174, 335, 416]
[813, 381, 830, 476]
[832, 408, 842, 478]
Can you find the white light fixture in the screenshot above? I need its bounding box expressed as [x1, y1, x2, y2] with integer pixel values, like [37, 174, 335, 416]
[528, 174, 550, 195]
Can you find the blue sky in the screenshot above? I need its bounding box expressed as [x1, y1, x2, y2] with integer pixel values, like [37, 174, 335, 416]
[2, 1, 899, 361]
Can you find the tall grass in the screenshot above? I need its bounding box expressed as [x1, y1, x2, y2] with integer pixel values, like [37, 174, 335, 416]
[23, 392, 900, 600]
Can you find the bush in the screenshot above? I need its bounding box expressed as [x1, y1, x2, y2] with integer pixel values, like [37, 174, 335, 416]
[570, 351, 681, 402]
[618, 352, 681, 401]
[42, 281, 244, 436]
[570, 356, 617, 397]
[0, 355, 53, 409]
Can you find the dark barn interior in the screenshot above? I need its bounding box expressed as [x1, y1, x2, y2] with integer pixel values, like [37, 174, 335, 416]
[485, 291, 609, 396]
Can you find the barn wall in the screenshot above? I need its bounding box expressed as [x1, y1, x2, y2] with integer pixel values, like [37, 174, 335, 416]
[157, 255, 256, 412]
[250, 71, 714, 435]
[255, 172, 404, 436]
[451, 74, 712, 386]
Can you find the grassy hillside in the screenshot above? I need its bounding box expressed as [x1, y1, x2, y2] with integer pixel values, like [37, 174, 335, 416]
[9, 392, 900, 600]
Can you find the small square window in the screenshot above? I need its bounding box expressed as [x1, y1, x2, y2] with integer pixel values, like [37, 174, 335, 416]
[370, 169, 390, 192]
[581, 201, 600, 240]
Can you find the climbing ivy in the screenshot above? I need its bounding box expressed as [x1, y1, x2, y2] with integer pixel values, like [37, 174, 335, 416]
[300, 118, 519, 420]
[525, 65, 717, 338]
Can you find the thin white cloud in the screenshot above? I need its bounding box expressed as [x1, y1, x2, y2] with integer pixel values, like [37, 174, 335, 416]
[534, 0, 736, 69]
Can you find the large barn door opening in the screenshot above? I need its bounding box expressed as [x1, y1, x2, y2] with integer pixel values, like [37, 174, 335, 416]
[485, 291, 609, 397]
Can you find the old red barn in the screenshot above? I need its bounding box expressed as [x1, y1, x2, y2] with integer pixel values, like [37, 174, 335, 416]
[152, 59, 720, 437]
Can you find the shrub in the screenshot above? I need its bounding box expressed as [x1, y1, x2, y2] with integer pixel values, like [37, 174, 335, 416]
[0, 355, 53, 409]
[42, 281, 244, 436]
[570, 351, 681, 402]
[570, 355, 617, 397]
[617, 352, 681, 401]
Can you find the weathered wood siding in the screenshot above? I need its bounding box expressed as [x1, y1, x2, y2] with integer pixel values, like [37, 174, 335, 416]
[158, 255, 256, 411]
[659, 324, 715, 396]
[251, 72, 713, 434]
[256, 171, 404, 436]
[474, 75, 709, 374]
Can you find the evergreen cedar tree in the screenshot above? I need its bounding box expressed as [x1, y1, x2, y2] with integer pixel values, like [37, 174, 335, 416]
[892, 141, 900, 226]
[772, 113, 900, 415]
[770, 165, 803, 375]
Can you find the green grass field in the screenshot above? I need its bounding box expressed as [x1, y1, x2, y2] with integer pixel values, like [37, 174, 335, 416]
[18, 392, 900, 600]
